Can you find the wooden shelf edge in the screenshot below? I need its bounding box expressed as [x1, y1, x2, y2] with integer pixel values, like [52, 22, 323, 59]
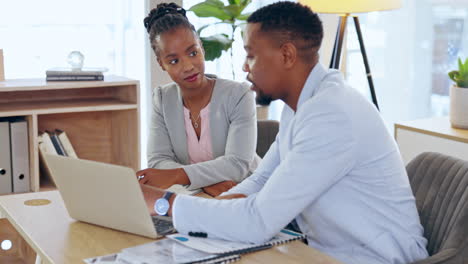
[0, 75, 139, 92]
[395, 123, 468, 144]
[0, 104, 138, 117]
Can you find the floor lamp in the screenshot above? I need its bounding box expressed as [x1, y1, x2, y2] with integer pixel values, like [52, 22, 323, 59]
[299, 0, 402, 110]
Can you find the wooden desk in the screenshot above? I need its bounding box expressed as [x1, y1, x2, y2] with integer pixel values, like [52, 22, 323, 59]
[0, 191, 341, 264]
[395, 117, 468, 164]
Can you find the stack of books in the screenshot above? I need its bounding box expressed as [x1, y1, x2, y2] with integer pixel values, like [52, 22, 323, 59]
[46, 67, 106, 81]
[38, 129, 78, 187]
[38, 129, 78, 158]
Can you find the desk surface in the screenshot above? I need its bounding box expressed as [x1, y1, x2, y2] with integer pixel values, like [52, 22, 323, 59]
[0, 191, 341, 264]
[395, 117, 468, 143]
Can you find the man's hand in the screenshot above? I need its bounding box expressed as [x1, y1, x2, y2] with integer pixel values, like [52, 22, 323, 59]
[136, 168, 190, 189]
[139, 184, 176, 216]
[215, 193, 247, 200]
[203, 181, 238, 197]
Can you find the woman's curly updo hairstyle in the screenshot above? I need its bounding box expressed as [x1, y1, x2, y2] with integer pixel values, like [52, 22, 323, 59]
[143, 2, 197, 55]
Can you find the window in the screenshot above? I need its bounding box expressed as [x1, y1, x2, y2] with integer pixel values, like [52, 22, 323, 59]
[345, 0, 468, 127]
[0, 0, 145, 80]
[0, 0, 148, 167]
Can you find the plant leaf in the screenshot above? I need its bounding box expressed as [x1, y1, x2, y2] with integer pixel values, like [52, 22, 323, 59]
[189, 0, 252, 63]
[241, 0, 252, 8]
[224, 5, 242, 19]
[189, 0, 231, 21]
[463, 58, 468, 76]
[237, 12, 252, 21]
[196, 21, 226, 35]
[201, 34, 233, 61]
[458, 57, 464, 73]
[461, 71, 468, 87]
[225, 0, 251, 20]
[448, 70, 459, 83]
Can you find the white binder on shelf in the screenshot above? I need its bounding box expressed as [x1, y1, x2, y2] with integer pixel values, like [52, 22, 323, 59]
[0, 121, 12, 194]
[55, 129, 78, 158]
[38, 131, 58, 155]
[10, 120, 30, 193]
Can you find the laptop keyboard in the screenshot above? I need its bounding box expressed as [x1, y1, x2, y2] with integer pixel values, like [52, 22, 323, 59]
[151, 215, 176, 236]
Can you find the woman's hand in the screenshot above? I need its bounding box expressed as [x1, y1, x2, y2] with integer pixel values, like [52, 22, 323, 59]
[203, 181, 238, 197]
[136, 168, 190, 189]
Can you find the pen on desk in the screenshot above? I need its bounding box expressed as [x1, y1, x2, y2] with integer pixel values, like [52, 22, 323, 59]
[188, 231, 208, 238]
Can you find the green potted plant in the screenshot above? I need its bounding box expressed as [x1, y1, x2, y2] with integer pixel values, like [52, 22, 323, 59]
[448, 57, 468, 129]
[189, 0, 252, 79]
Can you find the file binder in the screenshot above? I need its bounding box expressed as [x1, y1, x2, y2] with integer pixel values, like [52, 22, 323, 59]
[0, 121, 12, 194]
[10, 120, 30, 193]
[48, 130, 66, 156]
[55, 129, 78, 158]
[38, 131, 58, 187]
[38, 132, 58, 155]
[168, 229, 306, 255]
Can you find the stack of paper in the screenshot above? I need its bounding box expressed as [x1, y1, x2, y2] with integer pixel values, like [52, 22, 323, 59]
[84, 239, 240, 264]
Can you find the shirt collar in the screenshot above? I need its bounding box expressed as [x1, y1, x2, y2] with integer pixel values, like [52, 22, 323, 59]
[296, 63, 327, 111]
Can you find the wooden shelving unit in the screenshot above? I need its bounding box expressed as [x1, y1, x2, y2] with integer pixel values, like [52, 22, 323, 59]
[0, 75, 140, 192]
[395, 117, 468, 164]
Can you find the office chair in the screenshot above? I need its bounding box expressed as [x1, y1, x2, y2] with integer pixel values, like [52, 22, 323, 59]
[256, 120, 279, 158]
[407, 152, 468, 264]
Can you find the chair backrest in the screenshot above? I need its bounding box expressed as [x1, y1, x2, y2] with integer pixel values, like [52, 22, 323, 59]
[256, 120, 279, 158]
[406, 152, 468, 263]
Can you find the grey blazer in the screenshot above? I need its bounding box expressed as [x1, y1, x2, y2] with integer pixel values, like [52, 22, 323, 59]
[147, 76, 260, 190]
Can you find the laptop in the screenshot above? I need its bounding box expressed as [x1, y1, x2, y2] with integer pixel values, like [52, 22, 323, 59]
[43, 154, 175, 239]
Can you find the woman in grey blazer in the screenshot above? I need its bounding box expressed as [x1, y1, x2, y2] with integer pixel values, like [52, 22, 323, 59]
[138, 3, 259, 196]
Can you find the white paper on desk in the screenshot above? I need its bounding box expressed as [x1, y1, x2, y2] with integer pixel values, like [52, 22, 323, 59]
[167, 229, 304, 254]
[115, 252, 146, 264]
[166, 184, 201, 195]
[121, 238, 219, 263]
[84, 253, 129, 264]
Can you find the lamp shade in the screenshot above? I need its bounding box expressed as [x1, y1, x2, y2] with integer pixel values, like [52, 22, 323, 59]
[299, 0, 402, 14]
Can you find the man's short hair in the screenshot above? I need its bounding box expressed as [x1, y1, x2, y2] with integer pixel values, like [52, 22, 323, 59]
[247, 1, 323, 55]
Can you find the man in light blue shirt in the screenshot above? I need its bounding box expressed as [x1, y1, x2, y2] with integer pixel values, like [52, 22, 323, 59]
[140, 2, 429, 263]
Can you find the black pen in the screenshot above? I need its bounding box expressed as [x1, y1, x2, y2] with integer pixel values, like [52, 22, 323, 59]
[188, 231, 208, 238]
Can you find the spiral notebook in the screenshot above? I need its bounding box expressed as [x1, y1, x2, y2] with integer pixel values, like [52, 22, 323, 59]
[119, 238, 240, 264]
[167, 229, 306, 255]
[84, 229, 304, 264]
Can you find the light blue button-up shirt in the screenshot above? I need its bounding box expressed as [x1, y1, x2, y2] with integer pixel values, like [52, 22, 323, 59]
[173, 63, 429, 264]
